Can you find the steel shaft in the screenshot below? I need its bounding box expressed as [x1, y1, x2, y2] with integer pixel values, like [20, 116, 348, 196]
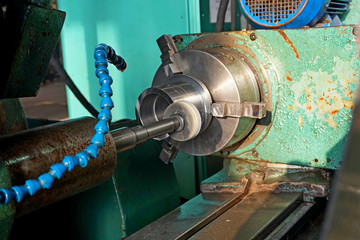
[111, 117, 182, 153]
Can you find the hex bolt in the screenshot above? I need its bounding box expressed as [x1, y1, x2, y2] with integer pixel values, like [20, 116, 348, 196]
[252, 149, 259, 157]
[250, 170, 265, 184]
[250, 33, 257, 41]
[353, 27, 360, 36]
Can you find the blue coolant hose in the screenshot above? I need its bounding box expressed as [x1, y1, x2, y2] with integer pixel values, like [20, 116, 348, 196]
[0, 44, 126, 205]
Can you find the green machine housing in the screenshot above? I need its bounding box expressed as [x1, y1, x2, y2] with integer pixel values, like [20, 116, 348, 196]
[0, 0, 359, 239]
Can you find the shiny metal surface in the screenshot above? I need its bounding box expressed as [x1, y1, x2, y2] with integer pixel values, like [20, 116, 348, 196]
[153, 48, 261, 155]
[127, 193, 246, 240]
[0, 117, 117, 217]
[111, 117, 181, 153]
[136, 74, 212, 140]
[211, 102, 267, 119]
[190, 192, 302, 240]
[164, 101, 202, 141]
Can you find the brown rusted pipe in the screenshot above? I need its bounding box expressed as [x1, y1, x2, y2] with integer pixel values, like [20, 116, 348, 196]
[0, 117, 117, 217]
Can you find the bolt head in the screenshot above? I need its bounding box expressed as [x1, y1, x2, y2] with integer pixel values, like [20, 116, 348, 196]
[250, 170, 265, 184]
[250, 33, 257, 41]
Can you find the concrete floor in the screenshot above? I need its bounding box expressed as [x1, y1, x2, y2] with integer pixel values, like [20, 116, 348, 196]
[20, 81, 69, 121]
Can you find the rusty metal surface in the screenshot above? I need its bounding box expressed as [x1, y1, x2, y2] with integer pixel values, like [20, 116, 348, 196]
[0, 117, 116, 216]
[0, 155, 15, 240]
[1, 2, 65, 98]
[202, 158, 331, 202]
[201, 175, 248, 194]
[0, 99, 27, 135]
[173, 26, 359, 170]
[0, 98, 27, 239]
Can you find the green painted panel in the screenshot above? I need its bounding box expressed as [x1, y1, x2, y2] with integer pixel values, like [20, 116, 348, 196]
[341, 0, 360, 25]
[174, 26, 359, 170]
[58, 0, 200, 121]
[173, 152, 197, 199]
[57, 0, 202, 206]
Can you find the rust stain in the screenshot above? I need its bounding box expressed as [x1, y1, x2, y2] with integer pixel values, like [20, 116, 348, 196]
[279, 31, 299, 59]
[286, 75, 292, 82]
[331, 110, 339, 115]
[298, 115, 303, 127]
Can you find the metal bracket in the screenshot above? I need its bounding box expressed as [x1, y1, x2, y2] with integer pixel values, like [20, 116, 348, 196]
[159, 139, 179, 164]
[156, 35, 182, 75]
[211, 102, 267, 119]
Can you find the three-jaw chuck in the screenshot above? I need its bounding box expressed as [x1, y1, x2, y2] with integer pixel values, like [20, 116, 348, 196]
[136, 35, 267, 157]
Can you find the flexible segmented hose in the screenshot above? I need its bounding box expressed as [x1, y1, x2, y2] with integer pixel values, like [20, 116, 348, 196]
[0, 44, 126, 205]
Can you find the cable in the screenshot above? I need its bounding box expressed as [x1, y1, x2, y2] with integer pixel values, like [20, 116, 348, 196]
[231, 0, 237, 31]
[215, 0, 230, 32]
[50, 57, 99, 118]
[0, 44, 126, 205]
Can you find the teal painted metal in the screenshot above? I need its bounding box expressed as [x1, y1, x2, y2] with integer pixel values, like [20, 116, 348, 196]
[174, 26, 359, 170]
[341, 0, 360, 25]
[58, 0, 202, 201]
[56, 139, 179, 239]
[173, 152, 197, 199]
[70, 139, 179, 239]
[58, 0, 201, 121]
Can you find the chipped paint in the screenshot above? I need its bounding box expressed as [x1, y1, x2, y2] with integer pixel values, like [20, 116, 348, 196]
[174, 26, 359, 170]
[279, 31, 299, 59]
[298, 115, 303, 128]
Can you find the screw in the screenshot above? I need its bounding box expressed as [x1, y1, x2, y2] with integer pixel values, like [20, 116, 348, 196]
[252, 149, 259, 157]
[250, 170, 265, 184]
[353, 27, 360, 36]
[250, 33, 257, 41]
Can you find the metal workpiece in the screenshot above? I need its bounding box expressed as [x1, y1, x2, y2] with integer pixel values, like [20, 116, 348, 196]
[164, 101, 202, 141]
[136, 74, 212, 139]
[111, 117, 182, 153]
[0, 117, 117, 217]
